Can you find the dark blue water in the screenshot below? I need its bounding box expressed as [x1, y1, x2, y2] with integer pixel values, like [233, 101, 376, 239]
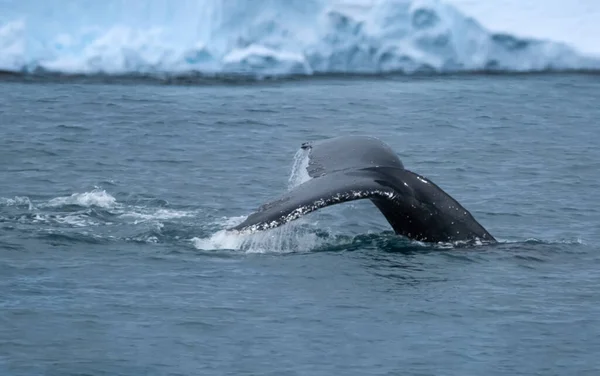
[1, 74, 599, 376]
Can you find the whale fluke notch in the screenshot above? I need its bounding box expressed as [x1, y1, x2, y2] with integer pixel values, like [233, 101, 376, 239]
[229, 136, 496, 244]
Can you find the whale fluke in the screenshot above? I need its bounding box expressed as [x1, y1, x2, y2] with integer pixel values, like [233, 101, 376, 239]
[229, 136, 496, 244]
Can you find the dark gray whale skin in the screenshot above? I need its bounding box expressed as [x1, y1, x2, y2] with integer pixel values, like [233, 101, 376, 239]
[229, 136, 496, 244]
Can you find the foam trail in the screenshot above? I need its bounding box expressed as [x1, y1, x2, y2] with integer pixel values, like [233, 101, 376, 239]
[1, 0, 598, 77]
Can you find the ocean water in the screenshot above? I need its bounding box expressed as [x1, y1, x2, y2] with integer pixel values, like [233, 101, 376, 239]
[1, 73, 599, 375]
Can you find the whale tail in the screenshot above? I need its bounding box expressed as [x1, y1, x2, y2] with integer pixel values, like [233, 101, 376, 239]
[229, 136, 496, 244]
[230, 167, 396, 233]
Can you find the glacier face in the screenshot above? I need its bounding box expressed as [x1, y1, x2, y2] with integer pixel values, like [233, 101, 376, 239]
[448, 0, 600, 57]
[0, 0, 598, 77]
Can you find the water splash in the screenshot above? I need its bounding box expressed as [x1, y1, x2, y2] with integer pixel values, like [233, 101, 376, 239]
[191, 146, 322, 253]
[287, 147, 311, 190]
[191, 213, 329, 253]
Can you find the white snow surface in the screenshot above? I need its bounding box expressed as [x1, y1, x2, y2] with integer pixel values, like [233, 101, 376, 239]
[1, 0, 598, 76]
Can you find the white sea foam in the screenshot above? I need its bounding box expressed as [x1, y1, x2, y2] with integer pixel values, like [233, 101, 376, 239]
[5, 188, 198, 231]
[1, 0, 598, 77]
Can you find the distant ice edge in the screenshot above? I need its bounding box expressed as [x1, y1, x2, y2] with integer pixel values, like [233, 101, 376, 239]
[1, 0, 599, 78]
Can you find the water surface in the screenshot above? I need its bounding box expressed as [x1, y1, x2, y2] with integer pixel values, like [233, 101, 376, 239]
[1, 74, 599, 375]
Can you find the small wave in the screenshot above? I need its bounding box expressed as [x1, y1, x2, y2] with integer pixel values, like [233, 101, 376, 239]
[0, 196, 34, 210]
[527, 237, 586, 246]
[53, 213, 101, 227]
[44, 189, 117, 209]
[31, 212, 101, 228]
[124, 229, 163, 244]
[494, 237, 587, 246]
[37, 231, 110, 245]
[0, 240, 24, 251]
[119, 208, 195, 223]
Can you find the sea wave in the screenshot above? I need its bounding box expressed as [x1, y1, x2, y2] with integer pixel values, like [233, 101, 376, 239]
[1, 0, 599, 78]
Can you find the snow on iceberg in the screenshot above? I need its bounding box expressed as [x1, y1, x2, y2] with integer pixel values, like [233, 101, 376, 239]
[0, 0, 598, 77]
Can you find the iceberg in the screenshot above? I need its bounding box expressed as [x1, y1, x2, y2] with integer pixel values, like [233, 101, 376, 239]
[1, 0, 598, 77]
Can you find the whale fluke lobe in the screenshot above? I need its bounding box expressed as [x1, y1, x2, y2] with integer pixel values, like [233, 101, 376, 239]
[230, 136, 496, 244]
